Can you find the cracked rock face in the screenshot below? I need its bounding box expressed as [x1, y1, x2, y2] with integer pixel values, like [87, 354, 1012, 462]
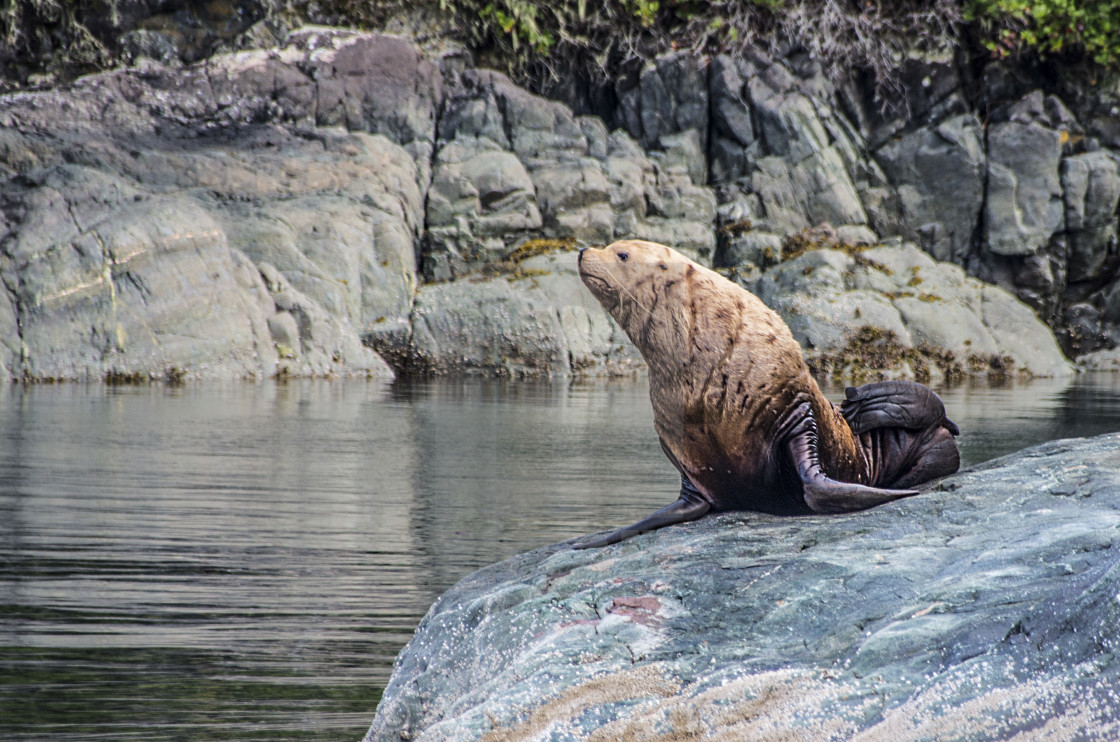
[2, 27, 1117, 380]
[366, 433, 1120, 741]
[0, 29, 430, 380]
[422, 69, 717, 282]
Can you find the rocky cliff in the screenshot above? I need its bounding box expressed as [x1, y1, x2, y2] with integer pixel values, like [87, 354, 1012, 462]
[365, 433, 1120, 741]
[1, 23, 1113, 380]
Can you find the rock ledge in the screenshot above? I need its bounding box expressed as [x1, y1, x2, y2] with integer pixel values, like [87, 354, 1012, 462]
[367, 434, 1120, 741]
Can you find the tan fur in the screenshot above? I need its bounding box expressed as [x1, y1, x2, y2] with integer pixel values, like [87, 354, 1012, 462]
[579, 240, 868, 512]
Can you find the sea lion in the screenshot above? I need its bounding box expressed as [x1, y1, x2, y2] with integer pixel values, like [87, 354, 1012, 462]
[573, 239, 959, 549]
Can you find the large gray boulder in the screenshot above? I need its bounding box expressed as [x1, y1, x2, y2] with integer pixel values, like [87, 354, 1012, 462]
[1062, 150, 1120, 283]
[749, 242, 1073, 380]
[0, 164, 280, 380]
[616, 52, 709, 156]
[0, 29, 432, 380]
[984, 119, 1065, 257]
[871, 114, 986, 264]
[709, 52, 868, 236]
[366, 433, 1120, 741]
[399, 249, 642, 376]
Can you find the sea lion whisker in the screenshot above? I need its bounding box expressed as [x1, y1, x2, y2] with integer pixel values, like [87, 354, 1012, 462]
[601, 264, 652, 317]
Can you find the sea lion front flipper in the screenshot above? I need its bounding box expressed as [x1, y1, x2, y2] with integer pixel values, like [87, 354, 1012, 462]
[783, 401, 919, 514]
[571, 475, 710, 550]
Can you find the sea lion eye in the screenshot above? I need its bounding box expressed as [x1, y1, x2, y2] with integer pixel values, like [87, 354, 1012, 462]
[617, 251, 629, 262]
[659, 262, 668, 270]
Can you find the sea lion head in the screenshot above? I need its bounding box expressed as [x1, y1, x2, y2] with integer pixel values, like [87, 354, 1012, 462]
[578, 239, 694, 362]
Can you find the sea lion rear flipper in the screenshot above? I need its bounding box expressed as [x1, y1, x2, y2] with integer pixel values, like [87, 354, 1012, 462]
[572, 475, 710, 550]
[801, 478, 919, 514]
[841, 380, 959, 435]
[784, 401, 919, 514]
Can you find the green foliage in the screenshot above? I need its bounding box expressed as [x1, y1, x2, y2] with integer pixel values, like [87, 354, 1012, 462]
[4, 0, 1119, 94]
[437, 0, 791, 76]
[966, 0, 1120, 67]
[435, 0, 971, 105]
[475, 1, 554, 53]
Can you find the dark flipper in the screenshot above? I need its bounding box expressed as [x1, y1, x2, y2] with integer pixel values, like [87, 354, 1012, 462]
[842, 380, 961, 488]
[572, 475, 711, 550]
[887, 425, 960, 489]
[801, 478, 918, 514]
[841, 380, 959, 435]
[783, 401, 919, 514]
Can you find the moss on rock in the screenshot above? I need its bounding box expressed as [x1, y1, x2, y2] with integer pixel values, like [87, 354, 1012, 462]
[807, 325, 964, 384]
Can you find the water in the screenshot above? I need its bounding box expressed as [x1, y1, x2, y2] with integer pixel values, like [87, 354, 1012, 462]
[2, 374, 1120, 741]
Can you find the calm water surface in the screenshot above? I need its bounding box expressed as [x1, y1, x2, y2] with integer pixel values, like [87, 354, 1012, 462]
[3, 374, 1120, 741]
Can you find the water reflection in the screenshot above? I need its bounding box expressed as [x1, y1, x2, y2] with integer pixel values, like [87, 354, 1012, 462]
[1, 374, 1119, 741]
[929, 374, 1120, 466]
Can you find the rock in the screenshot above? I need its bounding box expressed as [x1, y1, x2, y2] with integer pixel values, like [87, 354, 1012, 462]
[835, 224, 879, 246]
[425, 139, 543, 278]
[203, 128, 423, 350]
[0, 29, 430, 380]
[399, 250, 642, 377]
[1009, 248, 1068, 322]
[984, 115, 1065, 257]
[424, 69, 717, 279]
[842, 50, 970, 150]
[751, 243, 1072, 379]
[708, 55, 757, 185]
[616, 52, 709, 155]
[0, 165, 279, 380]
[0, 285, 15, 377]
[0, 28, 1103, 379]
[1061, 151, 1120, 282]
[366, 434, 1120, 742]
[1057, 302, 1113, 358]
[270, 281, 390, 378]
[714, 229, 782, 269]
[266, 311, 300, 354]
[750, 149, 867, 235]
[872, 114, 986, 263]
[291, 29, 441, 180]
[711, 53, 868, 235]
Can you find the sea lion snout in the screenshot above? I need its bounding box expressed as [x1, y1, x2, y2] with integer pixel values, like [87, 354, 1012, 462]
[576, 247, 612, 297]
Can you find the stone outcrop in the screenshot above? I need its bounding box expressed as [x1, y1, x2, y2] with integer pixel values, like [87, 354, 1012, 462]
[592, 47, 1120, 358]
[709, 52, 869, 236]
[750, 242, 1072, 380]
[1, 25, 1117, 380]
[366, 433, 1120, 741]
[423, 69, 716, 282]
[871, 114, 986, 265]
[390, 237, 1071, 379]
[402, 252, 641, 377]
[0, 29, 433, 380]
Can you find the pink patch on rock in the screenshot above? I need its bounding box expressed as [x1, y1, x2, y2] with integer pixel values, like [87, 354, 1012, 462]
[607, 596, 664, 626]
